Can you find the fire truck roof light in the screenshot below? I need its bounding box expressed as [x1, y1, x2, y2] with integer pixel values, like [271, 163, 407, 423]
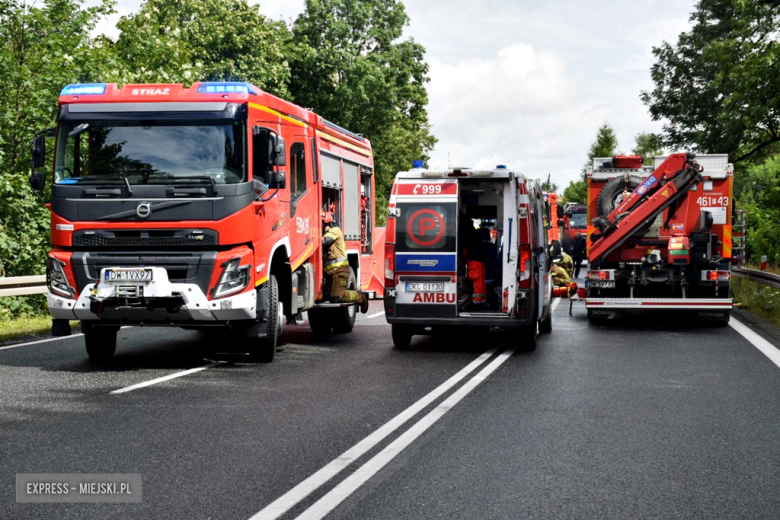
[196, 82, 252, 94]
[61, 84, 106, 95]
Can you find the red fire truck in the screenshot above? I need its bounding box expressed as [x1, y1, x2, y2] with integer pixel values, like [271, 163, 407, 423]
[383, 164, 558, 350]
[585, 153, 733, 323]
[30, 82, 384, 362]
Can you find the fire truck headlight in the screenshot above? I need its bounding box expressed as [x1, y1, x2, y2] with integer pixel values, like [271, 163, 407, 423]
[47, 257, 74, 298]
[212, 258, 251, 299]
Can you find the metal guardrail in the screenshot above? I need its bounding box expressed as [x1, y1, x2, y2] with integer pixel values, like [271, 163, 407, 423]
[0, 276, 47, 297]
[732, 267, 780, 290]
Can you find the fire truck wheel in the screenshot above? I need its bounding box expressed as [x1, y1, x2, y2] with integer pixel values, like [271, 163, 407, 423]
[307, 308, 331, 334]
[332, 268, 358, 334]
[392, 325, 413, 349]
[84, 324, 118, 363]
[596, 176, 643, 218]
[253, 275, 280, 362]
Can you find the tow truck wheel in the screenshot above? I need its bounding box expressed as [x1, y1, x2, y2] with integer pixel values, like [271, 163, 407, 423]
[392, 325, 413, 349]
[84, 324, 118, 362]
[252, 275, 280, 363]
[307, 308, 331, 334]
[332, 268, 358, 334]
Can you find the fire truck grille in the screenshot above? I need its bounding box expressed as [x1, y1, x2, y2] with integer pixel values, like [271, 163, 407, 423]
[73, 229, 218, 247]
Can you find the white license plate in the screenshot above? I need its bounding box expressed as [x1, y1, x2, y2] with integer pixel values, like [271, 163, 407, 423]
[104, 269, 153, 282]
[588, 280, 615, 289]
[405, 282, 444, 292]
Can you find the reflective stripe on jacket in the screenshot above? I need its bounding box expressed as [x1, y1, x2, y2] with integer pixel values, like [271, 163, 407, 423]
[323, 226, 348, 274]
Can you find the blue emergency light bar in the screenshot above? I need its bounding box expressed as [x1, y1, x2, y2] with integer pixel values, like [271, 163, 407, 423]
[196, 82, 254, 94]
[60, 84, 107, 95]
[412, 160, 424, 168]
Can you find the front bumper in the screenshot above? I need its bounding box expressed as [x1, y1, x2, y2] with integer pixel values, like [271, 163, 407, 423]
[47, 283, 257, 324]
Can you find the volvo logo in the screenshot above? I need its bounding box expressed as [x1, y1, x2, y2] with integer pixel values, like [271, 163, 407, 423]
[136, 202, 152, 219]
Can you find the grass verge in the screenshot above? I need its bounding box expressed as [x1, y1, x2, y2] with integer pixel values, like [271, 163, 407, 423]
[0, 316, 79, 343]
[732, 277, 780, 329]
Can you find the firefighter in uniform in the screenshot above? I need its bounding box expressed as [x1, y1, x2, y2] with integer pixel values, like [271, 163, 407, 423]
[558, 251, 574, 278]
[322, 212, 369, 313]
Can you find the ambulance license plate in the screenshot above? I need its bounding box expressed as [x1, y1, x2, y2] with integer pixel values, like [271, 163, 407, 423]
[105, 269, 153, 282]
[587, 280, 615, 289]
[405, 282, 444, 292]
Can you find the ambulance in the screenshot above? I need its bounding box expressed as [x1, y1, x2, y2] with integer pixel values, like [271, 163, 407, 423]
[383, 163, 558, 349]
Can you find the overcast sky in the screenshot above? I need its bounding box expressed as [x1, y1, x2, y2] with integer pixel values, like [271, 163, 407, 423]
[91, 0, 696, 190]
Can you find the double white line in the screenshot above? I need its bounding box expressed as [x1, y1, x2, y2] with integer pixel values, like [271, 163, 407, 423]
[250, 345, 516, 520]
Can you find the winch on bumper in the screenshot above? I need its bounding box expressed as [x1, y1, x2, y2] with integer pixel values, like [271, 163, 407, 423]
[48, 267, 256, 323]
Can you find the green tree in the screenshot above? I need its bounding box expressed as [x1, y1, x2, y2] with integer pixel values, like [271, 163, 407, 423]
[641, 0, 780, 166]
[288, 0, 437, 214]
[737, 154, 780, 265]
[541, 180, 559, 193]
[114, 0, 291, 96]
[582, 122, 619, 180]
[0, 0, 116, 317]
[632, 132, 663, 165]
[562, 180, 586, 204]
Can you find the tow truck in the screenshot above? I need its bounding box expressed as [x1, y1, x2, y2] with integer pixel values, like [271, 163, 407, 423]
[585, 153, 733, 322]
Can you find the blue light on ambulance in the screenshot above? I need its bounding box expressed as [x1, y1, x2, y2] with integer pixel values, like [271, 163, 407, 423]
[60, 84, 107, 95]
[196, 82, 253, 94]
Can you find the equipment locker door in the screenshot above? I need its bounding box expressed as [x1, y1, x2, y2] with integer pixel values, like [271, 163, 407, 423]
[288, 137, 317, 269]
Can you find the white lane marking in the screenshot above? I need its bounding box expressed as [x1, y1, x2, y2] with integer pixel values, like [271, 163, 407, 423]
[365, 311, 385, 319]
[110, 362, 225, 394]
[295, 346, 517, 520]
[0, 325, 133, 352]
[0, 333, 84, 351]
[730, 317, 780, 370]
[249, 348, 499, 520]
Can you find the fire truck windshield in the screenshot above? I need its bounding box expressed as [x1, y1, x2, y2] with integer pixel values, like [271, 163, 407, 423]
[570, 212, 587, 229]
[54, 120, 246, 185]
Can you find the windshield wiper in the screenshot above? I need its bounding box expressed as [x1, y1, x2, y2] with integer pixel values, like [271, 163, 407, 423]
[150, 175, 218, 195]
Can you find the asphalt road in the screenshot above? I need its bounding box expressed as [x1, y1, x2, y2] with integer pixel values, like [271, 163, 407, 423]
[2, 298, 780, 519]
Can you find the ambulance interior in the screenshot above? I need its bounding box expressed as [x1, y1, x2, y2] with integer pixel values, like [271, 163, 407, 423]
[457, 182, 505, 313]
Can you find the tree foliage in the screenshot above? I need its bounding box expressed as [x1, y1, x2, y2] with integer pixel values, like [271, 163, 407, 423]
[114, 0, 291, 96]
[562, 181, 586, 204]
[0, 0, 117, 317]
[632, 132, 663, 165]
[288, 0, 436, 212]
[582, 122, 619, 180]
[541, 180, 558, 193]
[641, 0, 780, 165]
[737, 154, 780, 265]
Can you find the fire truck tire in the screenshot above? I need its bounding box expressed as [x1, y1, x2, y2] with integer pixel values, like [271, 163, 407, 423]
[332, 268, 358, 334]
[253, 275, 280, 362]
[596, 176, 643, 218]
[84, 324, 118, 362]
[307, 308, 331, 334]
[392, 325, 413, 349]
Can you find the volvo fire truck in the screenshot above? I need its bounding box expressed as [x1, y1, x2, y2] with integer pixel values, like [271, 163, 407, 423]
[585, 153, 733, 322]
[383, 164, 557, 350]
[30, 82, 385, 362]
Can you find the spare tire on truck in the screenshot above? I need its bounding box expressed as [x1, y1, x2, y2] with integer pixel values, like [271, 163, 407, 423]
[596, 176, 643, 218]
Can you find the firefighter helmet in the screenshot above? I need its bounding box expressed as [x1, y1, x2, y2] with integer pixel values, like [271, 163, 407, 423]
[321, 211, 334, 224]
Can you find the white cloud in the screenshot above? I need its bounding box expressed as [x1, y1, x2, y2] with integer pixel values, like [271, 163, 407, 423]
[88, 0, 697, 191]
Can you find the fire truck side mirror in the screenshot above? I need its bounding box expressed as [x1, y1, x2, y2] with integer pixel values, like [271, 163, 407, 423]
[269, 170, 286, 190]
[272, 135, 286, 167]
[557, 219, 565, 227]
[30, 171, 46, 192]
[32, 133, 46, 169]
